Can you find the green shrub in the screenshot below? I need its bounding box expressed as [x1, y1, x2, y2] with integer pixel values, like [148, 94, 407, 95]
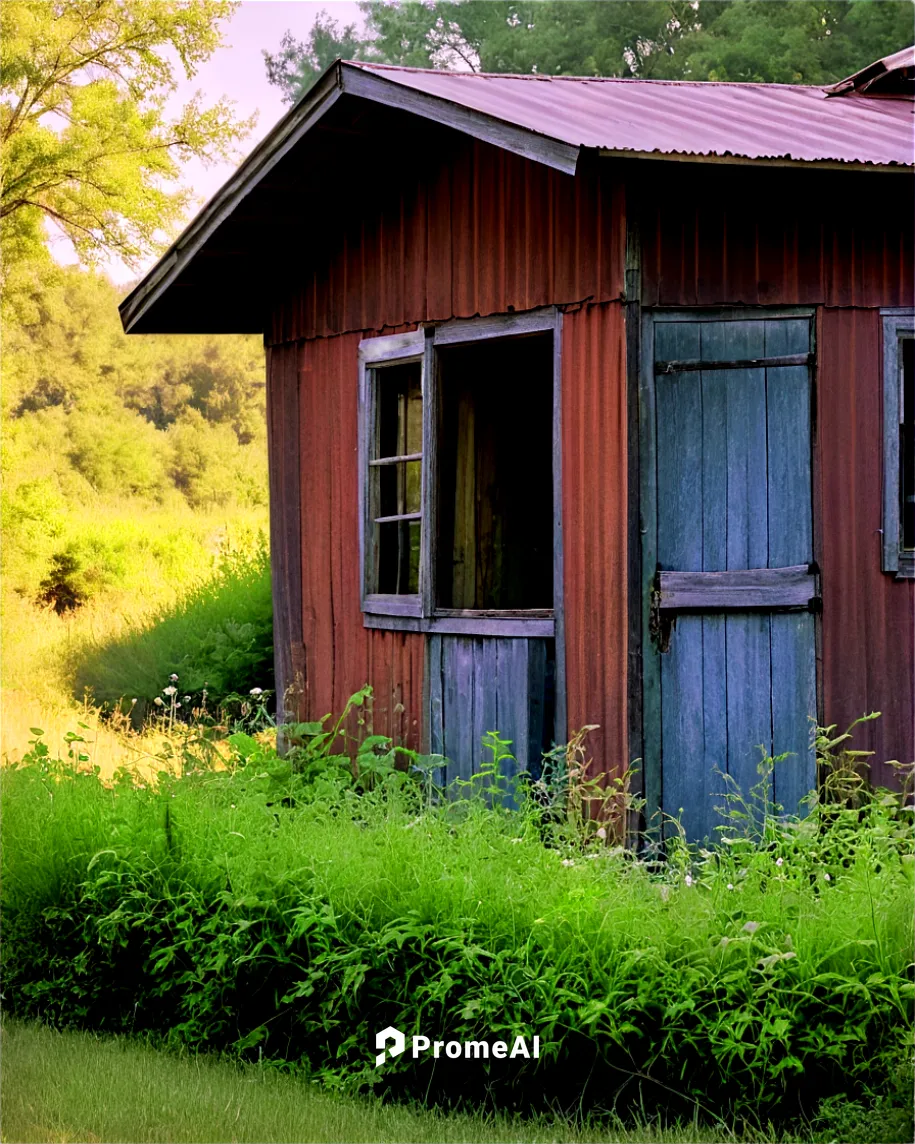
[68, 542, 273, 711]
[2, 717, 912, 1131]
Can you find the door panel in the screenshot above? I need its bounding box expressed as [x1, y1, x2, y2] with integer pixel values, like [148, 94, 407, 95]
[650, 315, 817, 839]
[428, 635, 553, 785]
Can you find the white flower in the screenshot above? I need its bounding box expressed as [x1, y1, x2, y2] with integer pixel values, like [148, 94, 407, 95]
[163, 686, 177, 697]
[775, 857, 784, 867]
[230, 804, 236, 810]
[684, 874, 693, 887]
[561, 858, 575, 867]
[250, 687, 264, 697]
[130, 698, 138, 705]
[183, 695, 191, 703]
[824, 872, 831, 881]
[727, 883, 734, 891]
[169, 674, 179, 682]
[153, 697, 164, 707]
[596, 827, 607, 840]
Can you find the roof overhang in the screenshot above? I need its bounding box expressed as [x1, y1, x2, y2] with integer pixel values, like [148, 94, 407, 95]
[119, 61, 579, 334]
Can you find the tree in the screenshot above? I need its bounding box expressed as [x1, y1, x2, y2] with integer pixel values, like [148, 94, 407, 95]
[267, 0, 913, 104]
[264, 11, 378, 103]
[0, 0, 254, 281]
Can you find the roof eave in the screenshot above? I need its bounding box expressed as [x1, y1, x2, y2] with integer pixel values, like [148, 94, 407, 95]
[598, 148, 914, 172]
[119, 60, 580, 335]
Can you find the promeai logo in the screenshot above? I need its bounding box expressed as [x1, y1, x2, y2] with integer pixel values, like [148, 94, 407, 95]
[373, 1026, 540, 1067]
[375, 1026, 406, 1067]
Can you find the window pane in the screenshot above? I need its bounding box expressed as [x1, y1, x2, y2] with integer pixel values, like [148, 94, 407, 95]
[376, 520, 421, 595]
[379, 460, 422, 518]
[436, 334, 553, 609]
[902, 337, 914, 550]
[377, 361, 422, 459]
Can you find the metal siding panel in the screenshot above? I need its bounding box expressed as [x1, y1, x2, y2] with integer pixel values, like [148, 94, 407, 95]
[818, 308, 915, 785]
[270, 137, 623, 345]
[640, 167, 913, 309]
[561, 303, 628, 781]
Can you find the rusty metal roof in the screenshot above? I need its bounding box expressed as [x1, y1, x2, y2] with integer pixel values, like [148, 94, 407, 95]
[350, 59, 914, 170]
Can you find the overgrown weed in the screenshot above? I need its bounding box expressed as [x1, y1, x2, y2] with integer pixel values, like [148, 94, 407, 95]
[1, 707, 912, 1136]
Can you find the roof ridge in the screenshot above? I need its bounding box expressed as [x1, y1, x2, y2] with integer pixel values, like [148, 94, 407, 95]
[347, 60, 828, 91]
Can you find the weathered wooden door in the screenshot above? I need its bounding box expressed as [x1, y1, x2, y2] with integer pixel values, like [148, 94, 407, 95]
[641, 313, 818, 840]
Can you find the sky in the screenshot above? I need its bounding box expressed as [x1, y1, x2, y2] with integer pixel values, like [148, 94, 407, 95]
[101, 1, 366, 284]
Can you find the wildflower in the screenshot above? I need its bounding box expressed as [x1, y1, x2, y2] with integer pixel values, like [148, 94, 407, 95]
[561, 858, 575, 867]
[727, 883, 734, 891]
[510, 838, 523, 844]
[169, 674, 179, 682]
[230, 804, 237, 810]
[153, 697, 164, 707]
[130, 698, 137, 705]
[684, 874, 693, 887]
[824, 872, 831, 882]
[163, 686, 177, 697]
[250, 687, 264, 697]
[596, 826, 607, 840]
[183, 695, 191, 703]
[775, 857, 784, 867]
[742, 921, 760, 934]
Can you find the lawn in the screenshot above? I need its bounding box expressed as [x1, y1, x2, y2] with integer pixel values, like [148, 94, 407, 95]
[0, 1021, 796, 1144]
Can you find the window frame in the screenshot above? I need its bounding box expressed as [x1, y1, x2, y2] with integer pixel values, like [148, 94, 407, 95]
[357, 307, 563, 636]
[881, 309, 914, 579]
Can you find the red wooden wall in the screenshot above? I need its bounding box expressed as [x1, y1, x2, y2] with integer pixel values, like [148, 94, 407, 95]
[266, 133, 628, 756]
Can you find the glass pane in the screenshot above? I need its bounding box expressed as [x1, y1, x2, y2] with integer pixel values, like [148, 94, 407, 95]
[902, 337, 914, 550]
[379, 461, 421, 518]
[376, 520, 421, 595]
[377, 361, 422, 459]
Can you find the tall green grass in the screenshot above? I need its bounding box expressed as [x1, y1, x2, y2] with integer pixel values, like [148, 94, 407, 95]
[2, 728, 912, 1133]
[66, 543, 273, 713]
[2, 1020, 791, 1144]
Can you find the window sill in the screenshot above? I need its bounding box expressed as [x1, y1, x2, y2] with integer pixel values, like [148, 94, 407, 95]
[894, 552, 914, 580]
[363, 609, 555, 638]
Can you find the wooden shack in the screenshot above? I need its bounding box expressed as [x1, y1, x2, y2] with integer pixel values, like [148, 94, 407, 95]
[121, 47, 914, 837]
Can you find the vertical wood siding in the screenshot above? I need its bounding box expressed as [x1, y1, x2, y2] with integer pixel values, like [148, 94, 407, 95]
[817, 308, 915, 781]
[639, 166, 913, 309]
[268, 145, 623, 347]
[561, 302, 629, 778]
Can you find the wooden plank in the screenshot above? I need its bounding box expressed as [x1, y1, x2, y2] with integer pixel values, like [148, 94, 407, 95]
[661, 615, 710, 839]
[480, 638, 501, 777]
[659, 567, 817, 610]
[725, 612, 773, 818]
[363, 594, 422, 617]
[882, 315, 904, 573]
[427, 634, 446, 782]
[766, 319, 812, 568]
[433, 306, 559, 346]
[723, 321, 768, 570]
[358, 329, 425, 364]
[701, 325, 729, 572]
[373, 511, 422, 524]
[656, 322, 703, 572]
[771, 612, 817, 817]
[552, 311, 567, 752]
[625, 200, 643, 833]
[639, 314, 662, 832]
[363, 614, 554, 637]
[421, 330, 436, 617]
[701, 613, 728, 837]
[449, 637, 475, 784]
[656, 353, 812, 374]
[526, 638, 549, 769]
[369, 452, 423, 467]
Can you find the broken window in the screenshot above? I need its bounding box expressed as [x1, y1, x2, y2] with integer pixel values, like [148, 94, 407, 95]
[359, 315, 558, 624]
[436, 334, 553, 610]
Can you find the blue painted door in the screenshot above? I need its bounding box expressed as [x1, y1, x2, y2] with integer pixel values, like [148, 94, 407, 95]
[650, 316, 817, 840]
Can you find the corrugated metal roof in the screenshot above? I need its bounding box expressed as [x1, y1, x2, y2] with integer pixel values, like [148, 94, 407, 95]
[351, 60, 914, 169]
